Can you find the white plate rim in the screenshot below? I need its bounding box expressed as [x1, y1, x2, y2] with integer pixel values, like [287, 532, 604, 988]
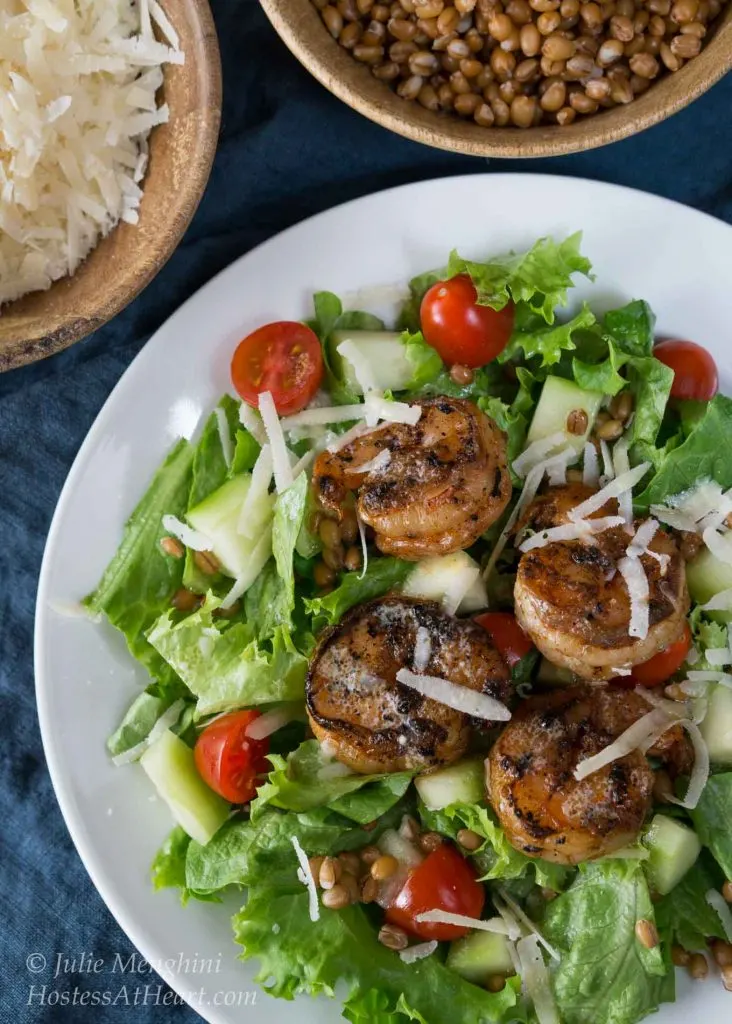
[34, 172, 732, 1024]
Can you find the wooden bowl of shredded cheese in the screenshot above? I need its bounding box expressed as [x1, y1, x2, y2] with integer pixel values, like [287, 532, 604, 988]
[0, 0, 221, 371]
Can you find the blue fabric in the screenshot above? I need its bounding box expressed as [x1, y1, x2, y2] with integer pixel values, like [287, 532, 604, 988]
[1, 1, 730, 1020]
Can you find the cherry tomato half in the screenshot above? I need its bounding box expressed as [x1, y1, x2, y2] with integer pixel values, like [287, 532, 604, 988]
[194, 710, 271, 804]
[385, 843, 485, 941]
[420, 275, 515, 369]
[231, 321, 324, 416]
[630, 622, 692, 688]
[474, 611, 534, 669]
[653, 340, 718, 402]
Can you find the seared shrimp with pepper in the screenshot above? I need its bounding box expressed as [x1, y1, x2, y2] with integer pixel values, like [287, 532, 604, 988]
[514, 483, 689, 681]
[488, 686, 692, 865]
[307, 596, 511, 774]
[312, 397, 511, 560]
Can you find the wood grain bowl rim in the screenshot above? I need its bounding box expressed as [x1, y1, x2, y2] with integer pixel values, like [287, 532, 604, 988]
[262, 0, 732, 159]
[0, 0, 222, 373]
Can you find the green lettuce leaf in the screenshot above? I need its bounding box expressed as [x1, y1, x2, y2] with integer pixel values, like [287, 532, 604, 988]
[252, 740, 413, 824]
[183, 396, 242, 593]
[147, 604, 307, 715]
[636, 395, 732, 507]
[309, 291, 386, 405]
[624, 356, 675, 467]
[234, 886, 521, 1023]
[84, 438, 194, 701]
[655, 852, 727, 950]
[572, 339, 629, 397]
[690, 773, 732, 878]
[602, 300, 656, 358]
[305, 557, 411, 631]
[499, 303, 597, 369]
[448, 233, 592, 324]
[185, 804, 407, 896]
[231, 427, 260, 475]
[543, 859, 673, 1024]
[401, 330, 444, 390]
[107, 691, 170, 757]
[419, 801, 571, 892]
[477, 394, 529, 469]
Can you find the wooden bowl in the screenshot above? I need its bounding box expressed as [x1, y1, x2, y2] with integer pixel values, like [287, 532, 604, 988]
[0, 0, 222, 372]
[262, 0, 732, 159]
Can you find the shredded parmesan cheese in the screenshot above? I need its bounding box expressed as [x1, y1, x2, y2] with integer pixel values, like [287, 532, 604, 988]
[415, 911, 511, 934]
[111, 699, 185, 766]
[599, 439, 614, 483]
[291, 836, 319, 922]
[356, 512, 368, 580]
[396, 668, 511, 722]
[245, 706, 298, 741]
[161, 515, 211, 552]
[517, 935, 560, 1024]
[238, 402, 268, 445]
[0, 1, 183, 307]
[214, 407, 232, 470]
[220, 526, 273, 609]
[702, 526, 732, 565]
[413, 626, 432, 673]
[399, 941, 438, 964]
[258, 392, 294, 494]
[280, 403, 366, 430]
[569, 463, 650, 522]
[513, 432, 567, 479]
[336, 339, 379, 394]
[364, 392, 421, 427]
[357, 449, 392, 475]
[583, 441, 599, 487]
[574, 708, 671, 781]
[498, 889, 559, 961]
[237, 444, 273, 538]
[519, 516, 625, 553]
[617, 553, 650, 639]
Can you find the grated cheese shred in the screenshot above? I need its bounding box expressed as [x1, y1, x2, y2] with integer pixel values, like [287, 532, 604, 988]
[0, 0, 184, 307]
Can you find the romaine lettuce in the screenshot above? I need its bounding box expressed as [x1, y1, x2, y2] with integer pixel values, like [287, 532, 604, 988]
[147, 604, 307, 715]
[252, 739, 413, 824]
[655, 851, 728, 950]
[690, 773, 732, 879]
[305, 557, 411, 632]
[543, 860, 673, 1024]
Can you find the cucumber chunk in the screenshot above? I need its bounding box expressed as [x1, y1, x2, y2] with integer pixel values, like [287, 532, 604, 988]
[415, 757, 486, 811]
[536, 656, 576, 687]
[643, 814, 701, 895]
[140, 730, 229, 846]
[699, 684, 732, 764]
[331, 330, 413, 394]
[447, 931, 515, 984]
[187, 474, 274, 578]
[527, 376, 603, 453]
[403, 552, 487, 615]
[687, 543, 732, 623]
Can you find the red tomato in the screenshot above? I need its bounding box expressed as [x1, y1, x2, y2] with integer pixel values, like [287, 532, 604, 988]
[385, 843, 485, 940]
[474, 611, 534, 669]
[231, 321, 323, 416]
[653, 340, 718, 402]
[194, 710, 271, 803]
[420, 275, 515, 368]
[630, 622, 692, 688]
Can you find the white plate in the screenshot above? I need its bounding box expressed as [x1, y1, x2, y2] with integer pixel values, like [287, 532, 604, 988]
[35, 174, 732, 1024]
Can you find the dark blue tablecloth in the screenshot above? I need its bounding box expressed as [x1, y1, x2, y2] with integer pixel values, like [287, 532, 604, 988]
[2, 2, 730, 1021]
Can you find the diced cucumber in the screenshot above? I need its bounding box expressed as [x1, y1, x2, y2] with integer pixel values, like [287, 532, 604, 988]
[403, 552, 487, 615]
[447, 931, 515, 984]
[187, 474, 274, 578]
[699, 684, 732, 764]
[527, 376, 604, 453]
[643, 814, 701, 895]
[687, 543, 732, 623]
[330, 330, 413, 394]
[415, 757, 486, 811]
[536, 656, 576, 687]
[140, 730, 229, 846]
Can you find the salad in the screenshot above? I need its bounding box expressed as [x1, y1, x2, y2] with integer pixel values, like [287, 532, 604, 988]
[87, 233, 732, 1024]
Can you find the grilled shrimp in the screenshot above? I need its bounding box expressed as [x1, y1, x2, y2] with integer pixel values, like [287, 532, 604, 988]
[488, 686, 692, 865]
[306, 596, 511, 774]
[312, 397, 511, 560]
[514, 483, 689, 681]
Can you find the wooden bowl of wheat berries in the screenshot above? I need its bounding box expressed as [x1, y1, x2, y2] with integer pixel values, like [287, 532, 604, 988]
[262, 0, 731, 157]
[0, 0, 221, 371]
